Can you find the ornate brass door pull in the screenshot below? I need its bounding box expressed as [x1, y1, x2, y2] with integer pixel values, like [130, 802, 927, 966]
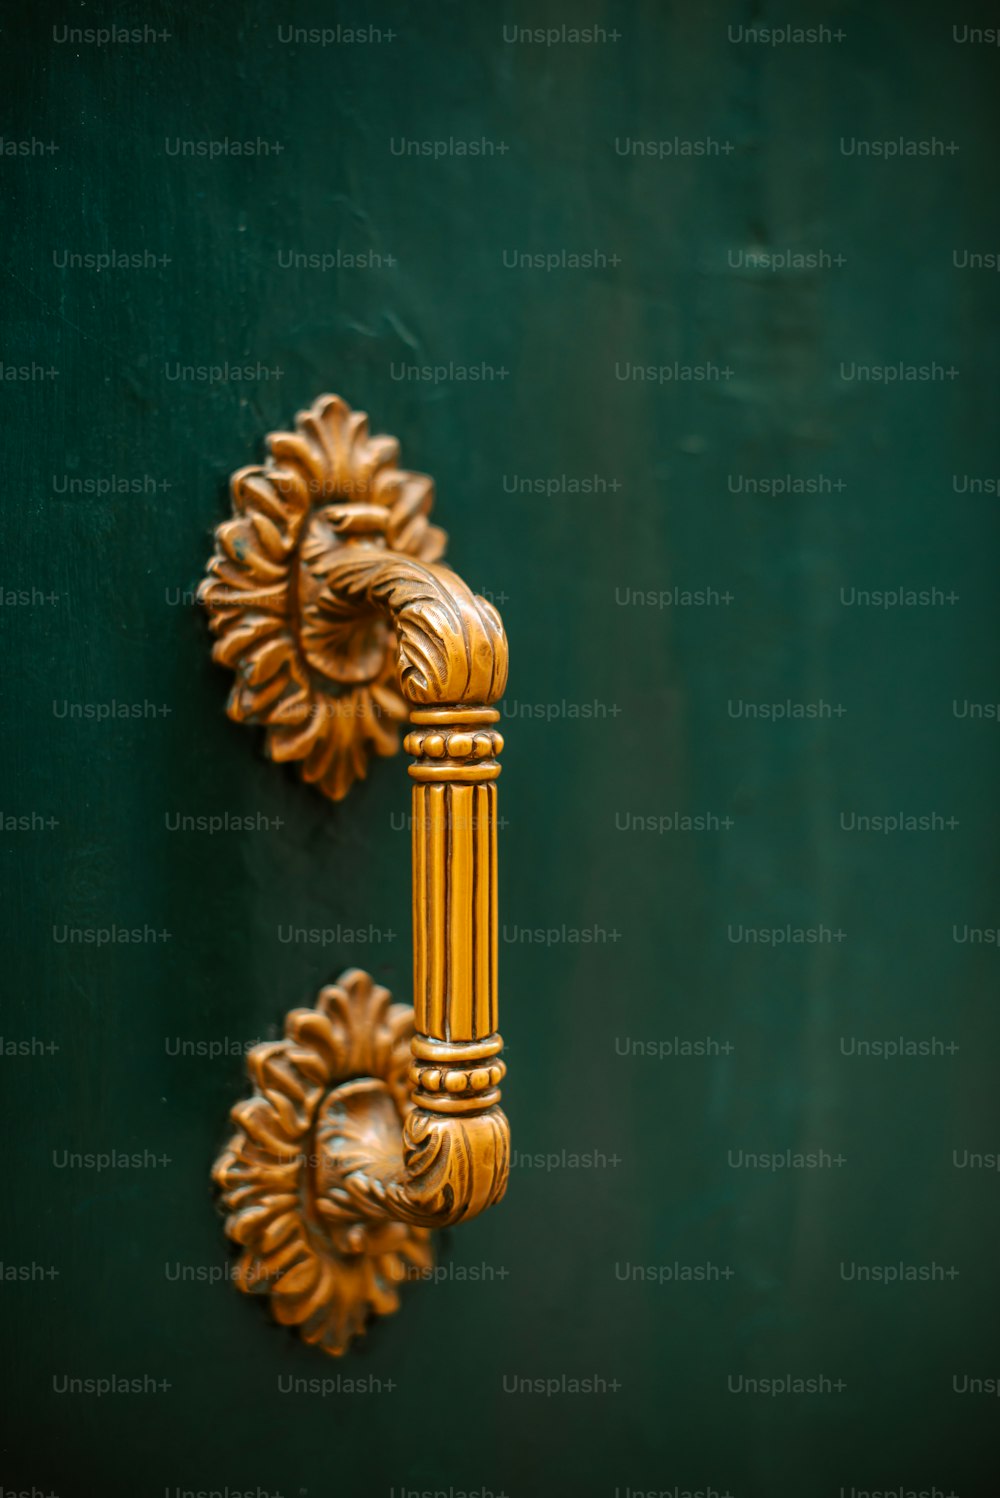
[199, 395, 509, 1354]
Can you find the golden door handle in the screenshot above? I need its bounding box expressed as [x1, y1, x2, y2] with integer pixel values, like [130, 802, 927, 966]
[198, 395, 510, 1355]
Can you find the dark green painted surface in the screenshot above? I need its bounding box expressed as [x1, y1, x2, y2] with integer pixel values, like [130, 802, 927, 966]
[2, 2, 999, 1494]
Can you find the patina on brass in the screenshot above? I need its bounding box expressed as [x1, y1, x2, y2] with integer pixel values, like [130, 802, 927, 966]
[201, 395, 509, 1355]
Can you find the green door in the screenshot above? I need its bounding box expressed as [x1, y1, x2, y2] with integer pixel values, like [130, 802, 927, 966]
[4, 4, 998, 1493]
